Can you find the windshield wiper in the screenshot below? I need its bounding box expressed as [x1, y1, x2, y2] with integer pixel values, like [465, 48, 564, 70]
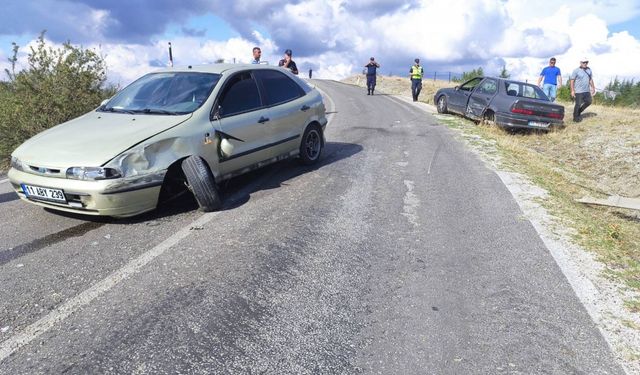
[100, 107, 136, 114]
[133, 108, 183, 115]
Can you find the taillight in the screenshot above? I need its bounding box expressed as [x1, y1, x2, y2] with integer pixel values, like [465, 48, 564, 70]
[547, 113, 563, 119]
[511, 107, 533, 115]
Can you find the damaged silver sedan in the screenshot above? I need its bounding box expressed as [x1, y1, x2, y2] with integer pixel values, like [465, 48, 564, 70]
[8, 64, 327, 217]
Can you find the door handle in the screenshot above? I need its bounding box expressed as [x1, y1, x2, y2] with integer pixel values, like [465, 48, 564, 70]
[300, 105, 310, 111]
[258, 116, 270, 124]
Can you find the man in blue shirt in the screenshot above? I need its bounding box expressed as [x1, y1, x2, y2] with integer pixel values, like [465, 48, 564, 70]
[251, 47, 261, 64]
[537, 57, 562, 101]
[364, 57, 380, 95]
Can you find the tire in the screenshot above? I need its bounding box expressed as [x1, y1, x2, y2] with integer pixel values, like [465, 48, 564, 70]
[181, 156, 222, 212]
[482, 110, 496, 126]
[437, 95, 448, 114]
[299, 124, 324, 165]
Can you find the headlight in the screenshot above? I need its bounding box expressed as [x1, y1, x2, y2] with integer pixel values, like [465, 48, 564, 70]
[10, 156, 26, 172]
[66, 167, 122, 180]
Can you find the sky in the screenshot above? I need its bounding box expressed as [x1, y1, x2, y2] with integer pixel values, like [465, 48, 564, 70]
[1, 0, 640, 90]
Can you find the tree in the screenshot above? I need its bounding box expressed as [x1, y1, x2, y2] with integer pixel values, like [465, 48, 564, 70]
[499, 65, 510, 79]
[453, 67, 484, 82]
[0, 31, 116, 169]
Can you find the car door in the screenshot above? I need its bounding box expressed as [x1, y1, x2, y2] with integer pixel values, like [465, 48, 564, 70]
[467, 78, 498, 119]
[211, 71, 270, 175]
[253, 69, 308, 157]
[448, 77, 483, 114]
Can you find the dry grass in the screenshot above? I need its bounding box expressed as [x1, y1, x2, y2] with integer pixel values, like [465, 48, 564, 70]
[343, 74, 640, 310]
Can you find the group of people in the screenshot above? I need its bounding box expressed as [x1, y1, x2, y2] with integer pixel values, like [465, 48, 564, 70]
[251, 46, 299, 75]
[251, 47, 595, 123]
[364, 57, 424, 101]
[537, 57, 595, 122]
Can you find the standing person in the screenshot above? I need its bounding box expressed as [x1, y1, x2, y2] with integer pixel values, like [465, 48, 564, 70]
[251, 47, 261, 64]
[364, 57, 380, 95]
[309, 69, 313, 79]
[278, 49, 299, 75]
[537, 57, 562, 101]
[569, 57, 595, 122]
[409, 58, 424, 101]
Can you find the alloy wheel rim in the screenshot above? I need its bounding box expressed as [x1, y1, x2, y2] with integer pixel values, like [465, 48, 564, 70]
[305, 130, 320, 159]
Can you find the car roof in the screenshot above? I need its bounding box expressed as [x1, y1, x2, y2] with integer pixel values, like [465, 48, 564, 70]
[151, 63, 283, 75]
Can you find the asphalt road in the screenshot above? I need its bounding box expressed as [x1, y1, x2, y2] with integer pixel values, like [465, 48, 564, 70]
[0, 80, 624, 374]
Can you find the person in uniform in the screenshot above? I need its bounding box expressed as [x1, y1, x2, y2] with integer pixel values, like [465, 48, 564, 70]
[364, 57, 380, 95]
[410, 58, 424, 101]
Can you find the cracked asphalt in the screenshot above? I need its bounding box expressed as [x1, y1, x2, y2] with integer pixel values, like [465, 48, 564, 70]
[0, 80, 624, 374]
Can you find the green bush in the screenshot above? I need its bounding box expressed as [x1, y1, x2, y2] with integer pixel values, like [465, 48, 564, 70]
[0, 32, 116, 170]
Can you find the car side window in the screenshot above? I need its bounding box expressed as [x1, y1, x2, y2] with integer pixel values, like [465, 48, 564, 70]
[477, 79, 497, 95]
[459, 77, 483, 91]
[254, 70, 305, 106]
[217, 72, 262, 117]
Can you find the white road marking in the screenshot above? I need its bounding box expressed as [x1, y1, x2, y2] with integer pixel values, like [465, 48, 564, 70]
[0, 212, 217, 362]
[0, 178, 8, 185]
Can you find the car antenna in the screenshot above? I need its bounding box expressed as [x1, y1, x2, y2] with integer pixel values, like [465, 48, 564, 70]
[168, 42, 174, 67]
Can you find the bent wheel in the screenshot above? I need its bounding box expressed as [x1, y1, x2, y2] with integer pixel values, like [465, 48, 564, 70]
[299, 124, 324, 165]
[181, 156, 222, 212]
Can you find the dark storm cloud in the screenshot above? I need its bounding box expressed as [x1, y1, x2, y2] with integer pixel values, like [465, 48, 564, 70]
[0, 0, 212, 44]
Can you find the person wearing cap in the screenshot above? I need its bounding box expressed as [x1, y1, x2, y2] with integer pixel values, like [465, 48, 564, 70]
[364, 57, 381, 95]
[278, 49, 299, 75]
[569, 58, 595, 122]
[251, 47, 262, 64]
[409, 58, 424, 101]
[537, 57, 562, 102]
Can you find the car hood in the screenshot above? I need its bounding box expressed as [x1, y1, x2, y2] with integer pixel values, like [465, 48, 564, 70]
[13, 111, 192, 167]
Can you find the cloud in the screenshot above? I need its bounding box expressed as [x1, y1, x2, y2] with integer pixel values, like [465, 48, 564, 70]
[2, 0, 640, 87]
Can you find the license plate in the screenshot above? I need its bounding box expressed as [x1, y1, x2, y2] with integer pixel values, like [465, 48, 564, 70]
[528, 121, 550, 128]
[21, 184, 67, 203]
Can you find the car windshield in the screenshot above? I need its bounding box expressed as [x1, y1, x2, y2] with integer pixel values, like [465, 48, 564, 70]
[505, 81, 549, 101]
[100, 72, 221, 115]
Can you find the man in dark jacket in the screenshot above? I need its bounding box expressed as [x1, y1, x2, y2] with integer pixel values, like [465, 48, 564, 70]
[364, 57, 380, 95]
[278, 49, 299, 75]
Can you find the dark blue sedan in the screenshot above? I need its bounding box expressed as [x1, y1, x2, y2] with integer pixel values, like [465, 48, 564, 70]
[434, 77, 564, 130]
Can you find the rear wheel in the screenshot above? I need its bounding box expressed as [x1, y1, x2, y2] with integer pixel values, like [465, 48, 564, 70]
[437, 95, 448, 114]
[482, 110, 496, 126]
[181, 156, 221, 212]
[299, 124, 324, 165]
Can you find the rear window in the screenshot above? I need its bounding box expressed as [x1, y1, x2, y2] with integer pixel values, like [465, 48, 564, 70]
[505, 82, 549, 100]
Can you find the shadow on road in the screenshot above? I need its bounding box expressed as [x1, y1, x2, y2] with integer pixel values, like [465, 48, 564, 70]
[0, 192, 19, 204]
[218, 141, 363, 211]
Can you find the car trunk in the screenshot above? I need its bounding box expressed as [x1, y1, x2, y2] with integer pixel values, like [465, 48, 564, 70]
[510, 100, 564, 121]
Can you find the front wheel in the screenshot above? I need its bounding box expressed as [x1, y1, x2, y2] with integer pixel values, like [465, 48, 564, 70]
[437, 95, 448, 114]
[299, 124, 324, 165]
[181, 156, 222, 212]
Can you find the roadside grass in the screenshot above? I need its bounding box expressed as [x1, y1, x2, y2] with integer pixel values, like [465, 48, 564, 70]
[343, 75, 640, 312]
